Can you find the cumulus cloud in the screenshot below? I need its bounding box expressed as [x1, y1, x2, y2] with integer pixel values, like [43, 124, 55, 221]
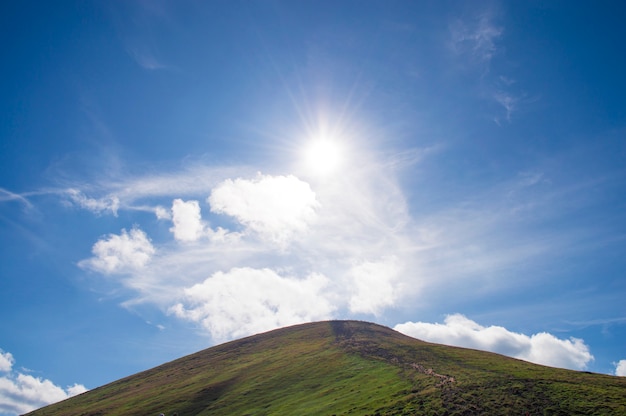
[70, 163, 415, 339]
[615, 360, 626, 376]
[170, 267, 335, 341]
[66, 148, 580, 348]
[0, 349, 87, 415]
[208, 174, 319, 244]
[394, 314, 594, 370]
[0, 350, 14, 372]
[79, 227, 155, 274]
[170, 199, 205, 242]
[348, 256, 400, 315]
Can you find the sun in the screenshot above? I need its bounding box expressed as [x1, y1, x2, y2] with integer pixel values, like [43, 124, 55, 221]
[303, 137, 344, 176]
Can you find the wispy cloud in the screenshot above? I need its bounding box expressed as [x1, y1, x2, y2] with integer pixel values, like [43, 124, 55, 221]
[105, 0, 176, 71]
[395, 314, 594, 370]
[615, 360, 626, 376]
[492, 83, 535, 124]
[35, 164, 247, 217]
[449, 11, 503, 65]
[493, 90, 517, 122]
[65, 189, 120, 216]
[92, 165, 247, 206]
[125, 43, 168, 71]
[0, 188, 33, 209]
[448, 9, 534, 124]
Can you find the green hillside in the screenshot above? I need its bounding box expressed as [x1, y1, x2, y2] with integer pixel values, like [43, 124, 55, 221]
[26, 321, 626, 415]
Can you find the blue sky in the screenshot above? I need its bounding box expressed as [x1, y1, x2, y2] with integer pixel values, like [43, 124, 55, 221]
[1, 1, 625, 413]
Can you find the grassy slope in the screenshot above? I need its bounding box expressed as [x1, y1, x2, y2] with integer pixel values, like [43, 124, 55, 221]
[27, 321, 626, 416]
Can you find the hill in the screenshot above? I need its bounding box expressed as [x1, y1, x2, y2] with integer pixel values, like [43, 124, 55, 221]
[26, 320, 626, 415]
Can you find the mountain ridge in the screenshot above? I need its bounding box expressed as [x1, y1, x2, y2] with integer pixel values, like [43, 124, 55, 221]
[26, 320, 626, 415]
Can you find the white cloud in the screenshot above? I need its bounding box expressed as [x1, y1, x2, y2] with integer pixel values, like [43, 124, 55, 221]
[515, 171, 546, 188]
[0, 349, 87, 415]
[0, 350, 14, 372]
[208, 174, 319, 245]
[348, 256, 400, 316]
[494, 91, 517, 122]
[79, 227, 155, 274]
[615, 359, 626, 376]
[66, 383, 88, 396]
[126, 44, 167, 71]
[170, 267, 335, 341]
[170, 199, 205, 242]
[394, 314, 594, 370]
[155, 205, 171, 220]
[67, 151, 543, 343]
[66, 189, 120, 216]
[66, 148, 593, 348]
[448, 10, 521, 125]
[0, 187, 33, 209]
[450, 12, 503, 63]
[106, 164, 246, 205]
[45, 164, 246, 218]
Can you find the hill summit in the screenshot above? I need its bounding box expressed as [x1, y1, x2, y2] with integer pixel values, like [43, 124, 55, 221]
[26, 320, 626, 415]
